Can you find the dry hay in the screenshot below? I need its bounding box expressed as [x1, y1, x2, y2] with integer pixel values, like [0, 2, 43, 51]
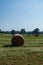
[11, 34, 24, 46]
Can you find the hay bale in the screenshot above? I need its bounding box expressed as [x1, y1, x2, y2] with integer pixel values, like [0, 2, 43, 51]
[11, 34, 24, 46]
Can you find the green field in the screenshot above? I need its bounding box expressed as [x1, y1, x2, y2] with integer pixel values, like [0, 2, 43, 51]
[0, 34, 43, 65]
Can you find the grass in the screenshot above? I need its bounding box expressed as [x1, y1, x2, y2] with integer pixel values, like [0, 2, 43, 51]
[0, 34, 43, 65]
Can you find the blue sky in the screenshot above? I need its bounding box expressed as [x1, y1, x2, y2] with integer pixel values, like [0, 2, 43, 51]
[0, 0, 43, 31]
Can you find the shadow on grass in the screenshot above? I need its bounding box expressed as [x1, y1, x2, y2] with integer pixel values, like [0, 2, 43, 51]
[3, 45, 14, 47]
[3, 44, 22, 47]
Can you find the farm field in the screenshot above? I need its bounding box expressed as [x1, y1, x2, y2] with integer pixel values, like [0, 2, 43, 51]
[0, 34, 43, 65]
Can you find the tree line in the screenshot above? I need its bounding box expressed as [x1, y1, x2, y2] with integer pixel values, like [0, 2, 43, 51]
[0, 28, 43, 36]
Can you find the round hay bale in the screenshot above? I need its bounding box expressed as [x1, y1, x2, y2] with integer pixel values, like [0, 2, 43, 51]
[11, 34, 24, 46]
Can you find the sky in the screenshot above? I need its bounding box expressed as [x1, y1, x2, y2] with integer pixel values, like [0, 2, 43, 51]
[0, 0, 43, 31]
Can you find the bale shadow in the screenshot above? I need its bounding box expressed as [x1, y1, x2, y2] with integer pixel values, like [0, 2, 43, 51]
[3, 44, 22, 47]
[3, 44, 14, 47]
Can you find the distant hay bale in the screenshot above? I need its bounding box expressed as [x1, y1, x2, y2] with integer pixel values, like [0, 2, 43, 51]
[35, 34, 38, 36]
[11, 34, 24, 46]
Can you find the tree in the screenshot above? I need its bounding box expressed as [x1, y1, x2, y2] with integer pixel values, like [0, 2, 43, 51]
[20, 29, 26, 34]
[0, 29, 2, 34]
[32, 28, 39, 36]
[0, 29, 1, 33]
[11, 30, 15, 36]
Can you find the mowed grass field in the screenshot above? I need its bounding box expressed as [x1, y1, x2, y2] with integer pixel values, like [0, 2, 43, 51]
[0, 34, 43, 65]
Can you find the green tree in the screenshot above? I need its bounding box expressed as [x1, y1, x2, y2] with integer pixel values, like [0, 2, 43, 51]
[20, 29, 26, 34]
[32, 28, 39, 36]
[0, 29, 1, 33]
[11, 30, 15, 36]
